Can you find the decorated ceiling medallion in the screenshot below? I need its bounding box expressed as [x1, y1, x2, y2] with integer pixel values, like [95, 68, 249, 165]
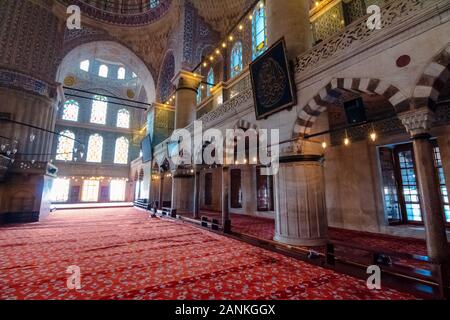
[64, 75, 76, 87]
[396, 55, 411, 68]
[127, 89, 135, 99]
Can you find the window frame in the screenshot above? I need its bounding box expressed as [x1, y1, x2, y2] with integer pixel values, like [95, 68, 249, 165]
[81, 179, 100, 202]
[114, 136, 129, 165]
[98, 64, 109, 78]
[62, 100, 79, 122]
[392, 143, 423, 225]
[230, 41, 243, 78]
[431, 140, 450, 225]
[55, 130, 75, 161]
[86, 133, 104, 163]
[252, 2, 267, 60]
[90, 95, 108, 125]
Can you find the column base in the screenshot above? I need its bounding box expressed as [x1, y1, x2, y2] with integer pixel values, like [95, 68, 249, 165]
[223, 219, 231, 233]
[274, 233, 327, 247]
[0, 211, 41, 224]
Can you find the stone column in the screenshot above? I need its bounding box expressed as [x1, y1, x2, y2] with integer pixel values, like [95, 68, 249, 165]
[400, 109, 449, 264]
[158, 173, 164, 209]
[222, 166, 231, 233]
[171, 70, 202, 130]
[170, 71, 201, 214]
[265, 0, 312, 59]
[274, 155, 328, 246]
[193, 169, 200, 219]
[0, 0, 64, 223]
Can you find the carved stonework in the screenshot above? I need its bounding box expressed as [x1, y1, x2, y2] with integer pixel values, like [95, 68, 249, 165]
[399, 108, 435, 136]
[0, 69, 57, 98]
[295, 0, 439, 75]
[56, 0, 173, 26]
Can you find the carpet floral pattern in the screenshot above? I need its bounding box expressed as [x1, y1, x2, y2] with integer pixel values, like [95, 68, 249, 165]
[0, 208, 417, 300]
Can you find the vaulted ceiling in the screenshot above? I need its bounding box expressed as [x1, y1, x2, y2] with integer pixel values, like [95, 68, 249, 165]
[57, 0, 255, 86]
[190, 0, 254, 35]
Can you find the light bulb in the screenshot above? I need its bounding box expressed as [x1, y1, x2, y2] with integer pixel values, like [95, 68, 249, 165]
[370, 131, 377, 142]
[322, 141, 327, 149]
[344, 138, 350, 146]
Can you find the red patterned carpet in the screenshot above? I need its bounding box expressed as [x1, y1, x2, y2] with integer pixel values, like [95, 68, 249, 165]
[198, 211, 450, 257]
[0, 208, 417, 300]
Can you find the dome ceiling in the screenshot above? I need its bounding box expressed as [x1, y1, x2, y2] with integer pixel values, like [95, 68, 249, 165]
[58, 0, 253, 35]
[190, 0, 254, 35]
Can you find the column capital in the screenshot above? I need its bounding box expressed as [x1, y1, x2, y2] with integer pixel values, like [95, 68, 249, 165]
[399, 108, 435, 137]
[171, 70, 203, 91]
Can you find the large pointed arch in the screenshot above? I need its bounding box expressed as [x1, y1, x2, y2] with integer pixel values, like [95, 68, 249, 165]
[292, 78, 410, 138]
[57, 41, 156, 103]
[412, 43, 450, 109]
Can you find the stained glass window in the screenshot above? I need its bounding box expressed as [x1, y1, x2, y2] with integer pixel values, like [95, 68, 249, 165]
[252, 2, 267, 60]
[117, 67, 126, 80]
[90, 95, 107, 124]
[80, 60, 90, 72]
[110, 180, 126, 201]
[114, 137, 129, 164]
[50, 178, 70, 202]
[56, 130, 75, 161]
[433, 144, 450, 223]
[86, 134, 103, 163]
[99, 64, 108, 78]
[117, 109, 130, 128]
[62, 100, 79, 121]
[230, 42, 243, 78]
[81, 180, 99, 202]
[150, 0, 159, 8]
[207, 68, 214, 97]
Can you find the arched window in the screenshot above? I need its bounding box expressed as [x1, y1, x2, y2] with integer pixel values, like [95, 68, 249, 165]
[99, 64, 109, 78]
[56, 130, 75, 161]
[117, 109, 130, 128]
[62, 100, 79, 122]
[80, 60, 90, 72]
[230, 41, 243, 78]
[150, 0, 159, 8]
[90, 95, 108, 124]
[206, 68, 214, 97]
[117, 67, 126, 80]
[252, 2, 267, 60]
[86, 134, 103, 163]
[114, 137, 129, 164]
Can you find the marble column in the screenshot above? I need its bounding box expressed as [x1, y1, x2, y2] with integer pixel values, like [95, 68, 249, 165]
[222, 166, 231, 233]
[400, 109, 450, 264]
[0, 0, 64, 223]
[172, 70, 202, 130]
[274, 155, 328, 246]
[170, 70, 202, 213]
[266, 0, 312, 60]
